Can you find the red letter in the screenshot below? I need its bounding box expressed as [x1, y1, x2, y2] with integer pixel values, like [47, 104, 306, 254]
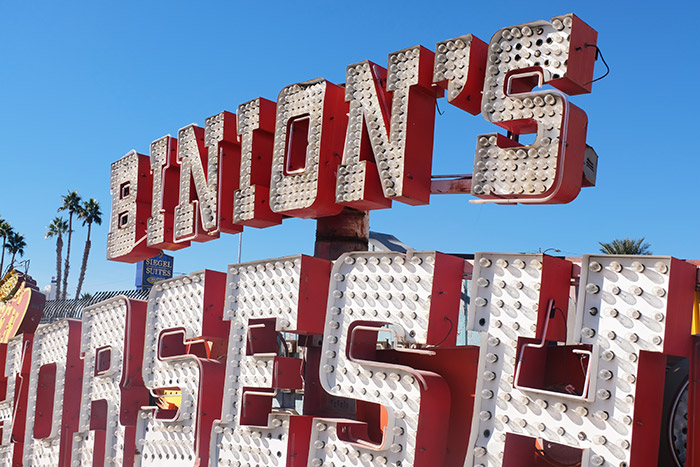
[233, 98, 283, 227]
[107, 151, 159, 262]
[269, 79, 347, 219]
[337, 46, 438, 209]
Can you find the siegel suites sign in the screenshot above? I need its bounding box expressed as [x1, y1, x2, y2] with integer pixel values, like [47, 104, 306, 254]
[7, 13, 692, 467]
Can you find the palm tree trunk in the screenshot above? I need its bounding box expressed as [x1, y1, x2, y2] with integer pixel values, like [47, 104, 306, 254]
[55, 236, 63, 301]
[0, 234, 5, 275]
[75, 223, 91, 299]
[62, 213, 73, 300]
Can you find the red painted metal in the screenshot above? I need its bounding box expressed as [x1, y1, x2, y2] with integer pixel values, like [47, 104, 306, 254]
[537, 256, 573, 342]
[311, 252, 466, 466]
[12, 254, 700, 465]
[629, 351, 668, 467]
[273, 80, 347, 219]
[11, 336, 32, 466]
[212, 111, 243, 235]
[427, 253, 468, 345]
[235, 97, 283, 228]
[377, 346, 481, 466]
[0, 334, 33, 466]
[473, 15, 598, 205]
[72, 297, 150, 466]
[434, 35, 488, 115]
[173, 111, 242, 242]
[338, 60, 392, 211]
[60, 320, 83, 467]
[108, 151, 161, 262]
[186, 271, 229, 467]
[551, 15, 599, 96]
[148, 136, 189, 252]
[338, 47, 440, 209]
[33, 362, 57, 439]
[430, 175, 473, 195]
[138, 270, 229, 467]
[173, 125, 214, 243]
[286, 416, 315, 466]
[346, 326, 453, 466]
[118, 298, 150, 466]
[29, 319, 83, 467]
[225, 255, 332, 467]
[663, 258, 699, 357]
[515, 339, 593, 398]
[394, 46, 440, 206]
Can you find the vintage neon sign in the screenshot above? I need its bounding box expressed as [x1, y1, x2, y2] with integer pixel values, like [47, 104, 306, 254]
[211, 255, 330, 466]
[310, 251, 464, 466]
[0, 273, 44, 343]
[466, 253, 696, 467]
[0, 333, 32, 466]
[107, 13, 599, 263]
[2, 251, 696, 466]
[135, 270, 229, 465]
[72, 296, 148, 466]
[42, 11, 693, 467]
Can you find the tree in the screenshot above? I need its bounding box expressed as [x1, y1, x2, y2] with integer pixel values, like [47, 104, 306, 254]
[0, 219, 13, 275]
[45, 217, 68, 301]
[58, 190, 81, 300]
[75, 198, 102, 299]
[5, 232, 26, 266]
[598, 237, 652, 255]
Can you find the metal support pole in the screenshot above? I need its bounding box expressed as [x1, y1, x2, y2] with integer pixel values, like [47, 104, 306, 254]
[237, 232, 242, 264]
[313, 207, 369, 261]
[303, 207, 370, 419]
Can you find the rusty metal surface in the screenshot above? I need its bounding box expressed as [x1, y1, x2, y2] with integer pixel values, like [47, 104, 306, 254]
[430, 175, 472, 194]
[314, 207, 369, 261]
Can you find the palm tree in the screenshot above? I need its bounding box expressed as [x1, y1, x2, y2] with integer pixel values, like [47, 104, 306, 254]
[599, 237, 652, 255]
[75, 198, 102, 299]
[0, 219, 13, 275]
[45, 217, 68, 301]
[4, 232, 26, 266]
[58, 190, 81, 300]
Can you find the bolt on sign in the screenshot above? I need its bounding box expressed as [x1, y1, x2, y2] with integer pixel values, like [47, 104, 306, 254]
[107, 13, 599, 263]
[11, 12, 699, 467]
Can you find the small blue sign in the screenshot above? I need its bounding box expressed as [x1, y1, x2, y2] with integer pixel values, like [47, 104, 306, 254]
[135, 251, 174, 290]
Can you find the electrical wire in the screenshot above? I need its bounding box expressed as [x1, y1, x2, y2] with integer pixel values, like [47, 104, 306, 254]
[435, 95, 444, 116]
[427, 316, 453, 348]
[584, 43, 609, 85]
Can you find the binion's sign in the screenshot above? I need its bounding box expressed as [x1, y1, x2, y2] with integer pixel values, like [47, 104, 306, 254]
[107, 13, 599, 264]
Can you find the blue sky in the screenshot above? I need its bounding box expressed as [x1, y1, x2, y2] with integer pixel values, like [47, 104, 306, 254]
[1, 1, 698, 296]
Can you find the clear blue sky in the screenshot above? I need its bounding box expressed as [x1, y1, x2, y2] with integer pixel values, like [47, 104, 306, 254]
[1, 1, 698, 296]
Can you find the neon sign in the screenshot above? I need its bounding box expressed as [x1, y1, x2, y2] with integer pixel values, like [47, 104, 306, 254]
[0, 273, 44, 343]
[2, 251, 697, 466]
[107, 13, 599, 263]
[20, 11, 691, 467]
